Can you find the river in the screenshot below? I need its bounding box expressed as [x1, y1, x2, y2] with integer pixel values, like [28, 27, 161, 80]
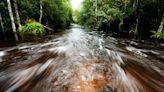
[0, 24, 163, 92]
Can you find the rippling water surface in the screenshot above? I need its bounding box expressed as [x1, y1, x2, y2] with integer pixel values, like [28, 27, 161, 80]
[0, 25, 163, 92]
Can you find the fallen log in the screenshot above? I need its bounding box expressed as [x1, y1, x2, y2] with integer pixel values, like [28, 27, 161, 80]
[42, 24, 54, 31]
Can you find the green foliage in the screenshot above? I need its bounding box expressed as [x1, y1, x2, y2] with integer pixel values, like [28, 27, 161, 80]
[18, 0, 72, 29]
[1, 0, 72, 30]
[72, 10, 80, 23]
[151, 30, 164, 39]
[0, 0, 163, 40]
[19, 20, 45, 36]
[78, 0, 164, 40]
[78, 0, 133, 29]
[0, 0, 73, 40]
[0, 0, 12, 32]
[41, 0, 72, 28]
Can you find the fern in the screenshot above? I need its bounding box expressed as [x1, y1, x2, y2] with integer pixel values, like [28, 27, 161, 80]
[151, 30, 164, 39]
[19, 20, 45, 36]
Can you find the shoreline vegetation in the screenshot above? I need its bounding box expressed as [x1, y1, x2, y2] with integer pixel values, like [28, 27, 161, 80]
[0, 0, 163, 43]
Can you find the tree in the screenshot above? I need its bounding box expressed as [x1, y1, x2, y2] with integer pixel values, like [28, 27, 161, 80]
[7, 0, 18, 41]
[13, 0, 21, 31]
[151, 13, 164, 40]
[0, 13, 6, 40]
[78, 0, 164, 40]
[157, 13, 164, 33]
[157, 0, 164, 33]
[79, 0, 132, 30]
[130, 0, 141, 36]
[39, 0, 43, 23]
[0, 0, 73, 41]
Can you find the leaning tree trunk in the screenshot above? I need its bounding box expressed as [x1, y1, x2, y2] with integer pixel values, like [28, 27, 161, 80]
[157, 0, 164, 33]
[7, 0, 18, 41]
[157, 13, 164, 33]
[39, 0, 43, 23]
[13, 0, 21, 31]
[0, 13, 6, 40]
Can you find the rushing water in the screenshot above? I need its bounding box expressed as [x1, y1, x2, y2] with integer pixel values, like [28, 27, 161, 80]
[0, 25, 163, 92]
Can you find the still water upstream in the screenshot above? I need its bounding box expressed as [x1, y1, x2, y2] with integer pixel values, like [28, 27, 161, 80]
[0, 25, 163, 92]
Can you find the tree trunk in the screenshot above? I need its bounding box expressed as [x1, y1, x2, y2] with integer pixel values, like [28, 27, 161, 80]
[13, 0, 21, 31]
[156, 0, 164, 29]
[39, 0, 43, 23]
[132, 0, 140, 36]
[157, 0, 164, 32]
[133, 0, 139, 10]
[134, 18, 139, 35]
[157, 13, 164, 33]
[0, 13, 6, 40]
[7, 0, 18, 41]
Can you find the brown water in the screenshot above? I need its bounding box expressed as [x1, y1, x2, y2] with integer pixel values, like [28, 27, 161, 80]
[0, 24, 163, 92]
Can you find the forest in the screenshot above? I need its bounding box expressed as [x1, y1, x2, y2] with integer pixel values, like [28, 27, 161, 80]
[0, 0, 164, 42]
[0, 0, 73, 41]
[0, 0, 164, 92]
[77, 0, 164, 40]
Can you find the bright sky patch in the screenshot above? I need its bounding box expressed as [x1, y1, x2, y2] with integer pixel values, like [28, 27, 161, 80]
[70, 0, 83, 10]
